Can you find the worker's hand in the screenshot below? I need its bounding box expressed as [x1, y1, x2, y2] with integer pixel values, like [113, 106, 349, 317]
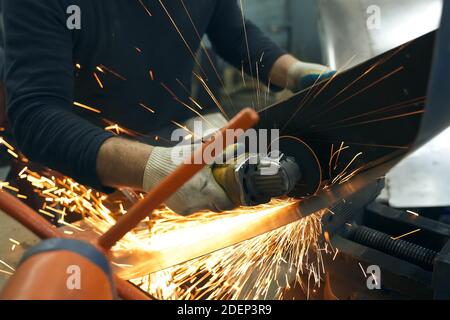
[142, 144, 235, 215]
[287, 61, 335, 92]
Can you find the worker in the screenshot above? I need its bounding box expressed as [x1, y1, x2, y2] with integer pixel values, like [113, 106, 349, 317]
[3, 0, 333, 215]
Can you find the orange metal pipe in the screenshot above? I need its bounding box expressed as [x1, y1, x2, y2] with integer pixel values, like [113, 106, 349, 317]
[97, 108, 259, 250]
[0, 190, 150, 300]
[0, 190, 60, 239]
[115, 277, 152, 300]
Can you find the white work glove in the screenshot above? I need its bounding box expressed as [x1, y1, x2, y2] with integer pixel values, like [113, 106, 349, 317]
[143, 112, 235, 215]
[287, 61, 335, 92]
[142, 145, 235, 215]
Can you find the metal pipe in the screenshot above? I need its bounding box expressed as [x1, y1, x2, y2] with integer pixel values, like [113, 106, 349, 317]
[97, 108, 259, 250]
[114, 277, 152, 300]
[0, 191, 60, 239]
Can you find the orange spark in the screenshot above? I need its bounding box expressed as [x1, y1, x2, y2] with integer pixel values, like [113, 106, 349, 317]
[0, 137, 15, 151]
[188, 97, 203, 110]
[331, 66, 405, 110]
[93, 72, 104, 89]
[39, 209, 56, 218]
[138, 0, 153, 16]
[139, 102, 155, 114]
[407, 210, 420, 217]
[98, 64, 127, 80]
[160, 81, 212, 125]
[9, 238, 20, 246]
[192, 72, 227, 117]
[358, 262, 367, 278]
[105, 124, 122, 135]
[74, 101, 102, 114]
[391, 229, 421, 240]
[7, 149, 18, 159]
[179, 0, 236, 113]
[158, 0, 206, 78]
[317, 109, 425, 133]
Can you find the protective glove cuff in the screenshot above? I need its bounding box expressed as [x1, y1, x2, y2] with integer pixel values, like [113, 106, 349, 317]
[142, 147, 177, 191]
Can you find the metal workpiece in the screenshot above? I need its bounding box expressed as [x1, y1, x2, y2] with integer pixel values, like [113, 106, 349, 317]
[376, 0, 450, 208]
[257, 7, 450, 210]
[296, 156, 396, 220]
[258, 30, 436, 179]
[416, 0, 450, 147]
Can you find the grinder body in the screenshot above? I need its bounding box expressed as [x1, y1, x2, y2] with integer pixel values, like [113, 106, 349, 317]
[213, 154, 302, 206]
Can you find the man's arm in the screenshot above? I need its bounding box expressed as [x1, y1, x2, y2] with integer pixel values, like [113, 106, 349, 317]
[4, 0, 135, 191]
[4, 0, 237, 214]
[4, 0, 155, 192]
[206, 0, 287, 88]
[268, 54, 299, 89]
[207, 0, 333, 92]
[96, 138, 152, 190]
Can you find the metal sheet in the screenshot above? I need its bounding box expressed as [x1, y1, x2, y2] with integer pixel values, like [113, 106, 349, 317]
[385, 1, 450, 207]
[258, 30, 435, 183]
[416, 0, 450, 146]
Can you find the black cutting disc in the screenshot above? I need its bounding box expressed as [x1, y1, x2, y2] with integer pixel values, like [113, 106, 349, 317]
[271, 136, 322, 198]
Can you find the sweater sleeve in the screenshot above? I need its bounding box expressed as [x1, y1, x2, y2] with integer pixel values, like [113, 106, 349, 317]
[3, 0, 115, 191]
[206, 0, 287, 85]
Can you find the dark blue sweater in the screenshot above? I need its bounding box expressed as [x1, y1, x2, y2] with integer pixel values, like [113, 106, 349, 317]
[3, 0, 285, 190]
